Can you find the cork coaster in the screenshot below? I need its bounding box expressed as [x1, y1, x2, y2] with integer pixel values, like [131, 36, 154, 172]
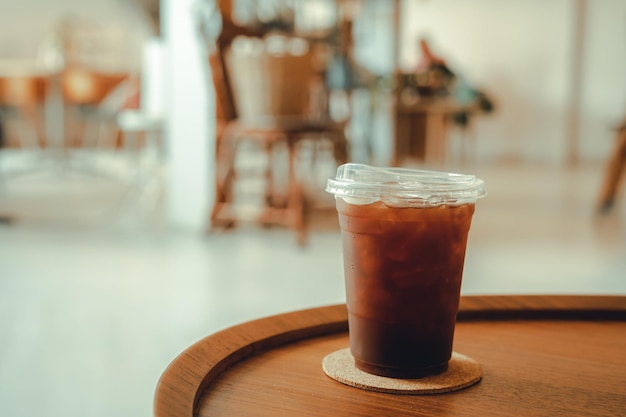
[322, 348, 482, 395]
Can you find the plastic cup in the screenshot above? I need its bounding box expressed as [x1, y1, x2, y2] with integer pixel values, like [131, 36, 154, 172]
[326, 163, 486, 378]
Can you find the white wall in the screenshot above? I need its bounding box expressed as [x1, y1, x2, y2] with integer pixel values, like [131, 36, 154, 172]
[162, 0, 213, 231]
[401, 0, 625, 165]
[0, 0, 153, 69]
[578, 0, 626, 161]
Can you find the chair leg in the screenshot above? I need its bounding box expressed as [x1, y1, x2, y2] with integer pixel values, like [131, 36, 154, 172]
[286, 137, 306, 246]
[210, 130, 239, 229]
[597, 128, 626, 213]
[331, 128, 349, 166]
[263, 141, 276, 208]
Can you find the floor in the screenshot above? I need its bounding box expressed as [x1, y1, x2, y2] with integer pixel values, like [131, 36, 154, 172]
[0, 150, 625, 417]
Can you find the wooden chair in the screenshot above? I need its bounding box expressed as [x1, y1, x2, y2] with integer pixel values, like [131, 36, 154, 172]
[209, 35, 348, 245]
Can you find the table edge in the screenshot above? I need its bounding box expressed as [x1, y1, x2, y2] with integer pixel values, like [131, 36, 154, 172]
[153, 294, 626, 417]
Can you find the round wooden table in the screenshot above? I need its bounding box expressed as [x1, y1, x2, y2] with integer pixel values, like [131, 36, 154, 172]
[155, 295, 626, 417]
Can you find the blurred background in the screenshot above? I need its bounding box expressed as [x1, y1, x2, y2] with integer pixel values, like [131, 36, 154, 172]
[0, 0, 625, 416]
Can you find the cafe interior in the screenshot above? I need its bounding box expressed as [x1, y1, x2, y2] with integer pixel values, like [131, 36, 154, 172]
[0, 0, 625, 416]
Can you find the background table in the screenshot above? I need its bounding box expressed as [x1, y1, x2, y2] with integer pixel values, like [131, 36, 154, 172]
[155, 295, 626, 417]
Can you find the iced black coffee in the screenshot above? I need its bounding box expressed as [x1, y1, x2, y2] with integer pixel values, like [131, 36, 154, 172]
[327, 164, 485, 378]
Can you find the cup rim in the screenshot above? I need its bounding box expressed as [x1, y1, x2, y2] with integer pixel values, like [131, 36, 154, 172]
[326, 163, 486, 207]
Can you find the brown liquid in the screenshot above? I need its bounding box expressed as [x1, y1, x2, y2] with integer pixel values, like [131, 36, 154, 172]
[337, 199, 475, 378]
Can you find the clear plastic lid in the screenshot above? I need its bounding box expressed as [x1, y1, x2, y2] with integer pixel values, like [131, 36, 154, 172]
[326, 163, 486, 207]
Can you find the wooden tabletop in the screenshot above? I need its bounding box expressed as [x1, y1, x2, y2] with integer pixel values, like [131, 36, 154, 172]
[154, 295, 626, 417]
